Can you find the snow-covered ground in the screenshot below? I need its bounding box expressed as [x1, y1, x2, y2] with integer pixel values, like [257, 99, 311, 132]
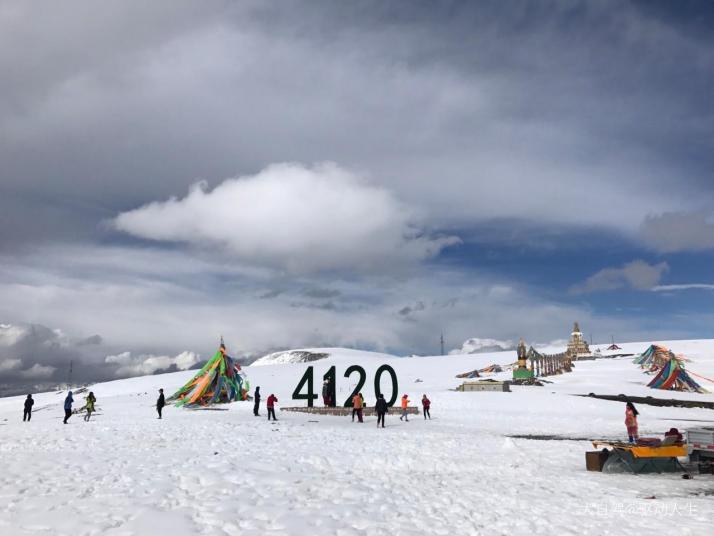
[1, 340, 713, 535]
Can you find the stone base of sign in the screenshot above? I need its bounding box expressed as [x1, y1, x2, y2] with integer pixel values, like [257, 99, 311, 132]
[457, 381, 511, 392]
[281, 406, 419, 416]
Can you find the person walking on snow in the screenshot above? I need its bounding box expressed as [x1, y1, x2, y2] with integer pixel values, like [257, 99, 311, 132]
[63, 391, 74, 424]
[399, 394, 410, 421]
[625, 402, 639, 443]
[267, 393, 278, 421]
[375, 393, 388, 428]
[84, 391, 96, 422]
[421, 394, 431, 420]
[156, 388, 165, 419]
[23, 394, 34, 422]
[322, 379, 332, 406]
[253, 386, 261, 416]
[352, 392, 364, 423]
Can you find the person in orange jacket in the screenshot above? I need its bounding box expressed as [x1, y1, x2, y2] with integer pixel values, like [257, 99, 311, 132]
[352, 392, 364, 423]
[399, 394, 410, 422]
[351, 392, 365, 422]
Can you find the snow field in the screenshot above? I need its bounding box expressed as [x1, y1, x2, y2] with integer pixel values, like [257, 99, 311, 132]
[1, 341, 713, 535]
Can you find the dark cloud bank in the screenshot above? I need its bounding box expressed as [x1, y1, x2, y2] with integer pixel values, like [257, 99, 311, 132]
[1, 1, 714, 393]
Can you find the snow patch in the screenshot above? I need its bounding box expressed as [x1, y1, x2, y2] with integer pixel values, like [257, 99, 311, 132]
[252, 349, 330, 367]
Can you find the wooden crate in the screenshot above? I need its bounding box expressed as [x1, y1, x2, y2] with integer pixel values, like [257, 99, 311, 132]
[585, 450, 609, 472]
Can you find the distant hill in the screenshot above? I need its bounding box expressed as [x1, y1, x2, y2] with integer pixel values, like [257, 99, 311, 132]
[450, 337, 516, 355]
[250, 347, 400, 367]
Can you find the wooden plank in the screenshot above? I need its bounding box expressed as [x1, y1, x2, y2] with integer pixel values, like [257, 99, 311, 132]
[281, 406, 420, 416]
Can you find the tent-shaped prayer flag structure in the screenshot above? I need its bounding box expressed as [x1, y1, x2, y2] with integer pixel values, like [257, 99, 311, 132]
[647, 358, 707, 394]
[169, 340, 250, 407]
[633, 345, 674, 371]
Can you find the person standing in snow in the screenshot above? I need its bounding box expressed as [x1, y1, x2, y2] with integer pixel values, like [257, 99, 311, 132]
[23, 394, 34, 422]
[322, 379, 332, 406]
[84, 392, 96, 422]
[399, 394, 410, 422]
[267, 393, 278, 421]
[253, 386, 261, 416]
[63, 391, 74, 424]
[421, 394, 431, 420]
[375, 393, 388, 428]
[351, 392, 365, 422]
[625, 402, 639, 443]
[352, 392, 364, 423]
[156, 388, 165, 419]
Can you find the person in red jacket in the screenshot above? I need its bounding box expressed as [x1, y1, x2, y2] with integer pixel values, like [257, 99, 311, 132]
[625, 402, 638, 443]
[421, 394, 431, 420]
[267, 394, 278, 421]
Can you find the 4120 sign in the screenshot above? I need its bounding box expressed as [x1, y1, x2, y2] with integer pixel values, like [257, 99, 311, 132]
[292, 365, 399, 407]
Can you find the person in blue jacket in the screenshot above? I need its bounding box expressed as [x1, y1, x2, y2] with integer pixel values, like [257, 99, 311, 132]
[63, 391, 74, 424]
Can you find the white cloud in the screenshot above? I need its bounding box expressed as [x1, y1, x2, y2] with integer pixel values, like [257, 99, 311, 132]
[18, 363, 56, 379]
[105, 350, 200, 377]
[449, 338, 515, 355]
[113, 162, 459, 274]
[0, 324, 28, 347]
[652, 284, 714, 292]
[571, 260, 669, 294]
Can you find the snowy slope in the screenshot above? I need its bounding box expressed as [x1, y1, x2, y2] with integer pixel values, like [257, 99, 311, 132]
[251, 347, 398, 367]
[1, 339, 713, 535]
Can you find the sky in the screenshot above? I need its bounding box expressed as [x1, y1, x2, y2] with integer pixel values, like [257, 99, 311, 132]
[1, 0, 713, 395]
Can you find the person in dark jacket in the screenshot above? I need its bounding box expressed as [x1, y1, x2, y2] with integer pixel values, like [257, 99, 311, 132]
[63, 391, 74, 424]
[156, 388, 165, 419]
[253, 386, 261, 416]
[23, 394, 34, 422]
[421, 394, 431, 420]
[267, 393, 278, 421]
[322, 379, 332, 406]
[375, 393, 388, 428]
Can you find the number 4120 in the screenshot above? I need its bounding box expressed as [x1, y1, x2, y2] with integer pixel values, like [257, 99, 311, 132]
[292, 365, 399, 407]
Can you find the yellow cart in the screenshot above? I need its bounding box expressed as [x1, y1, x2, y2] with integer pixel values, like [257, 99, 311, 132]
[590, 440, 687, 474]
